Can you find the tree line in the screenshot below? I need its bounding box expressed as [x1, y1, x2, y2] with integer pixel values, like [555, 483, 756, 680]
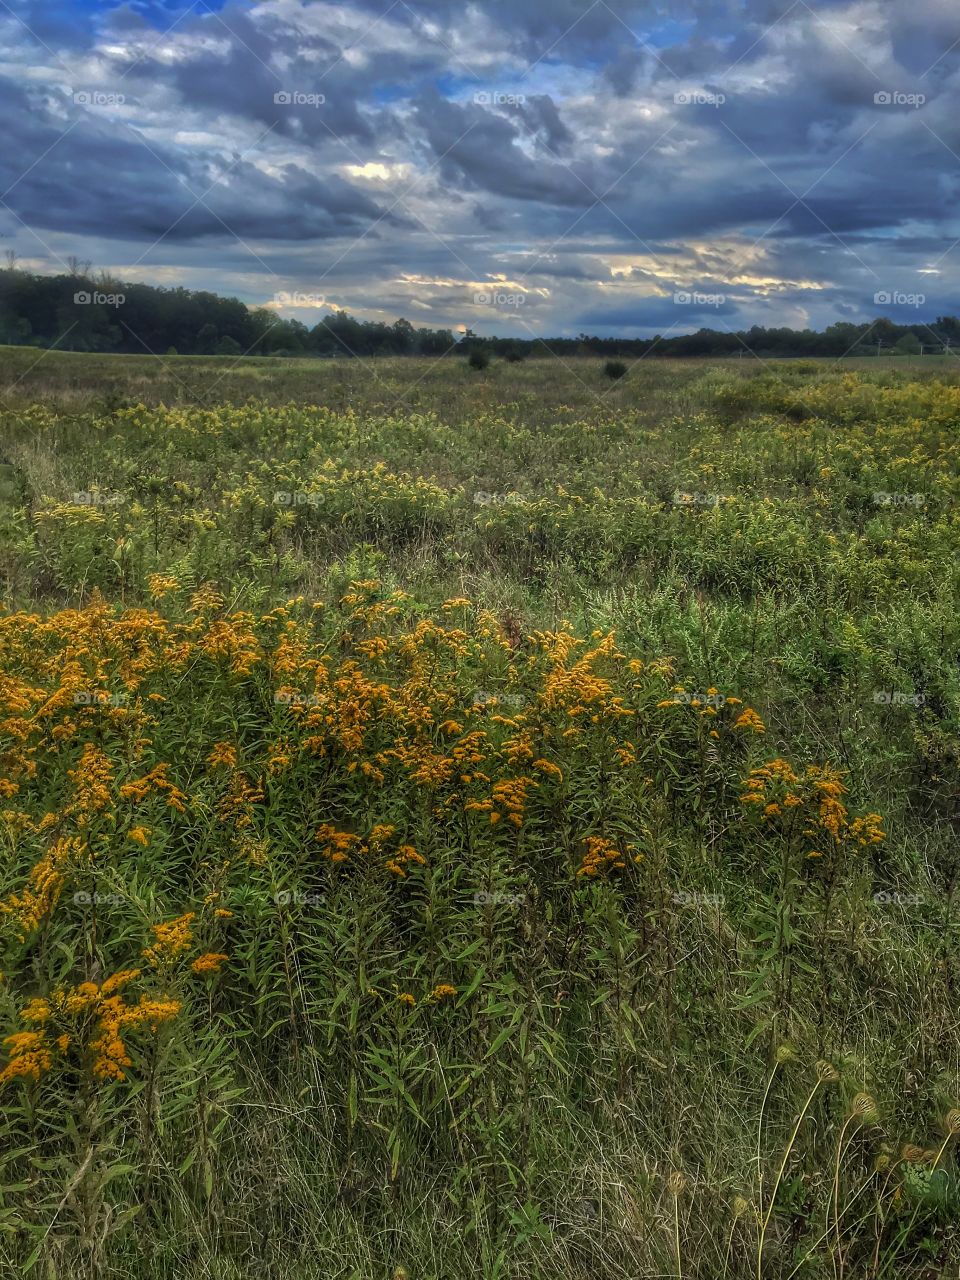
[0, 265, 957, 359]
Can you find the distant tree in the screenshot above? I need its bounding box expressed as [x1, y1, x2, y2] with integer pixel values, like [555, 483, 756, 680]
[196, 323, 219, 354]
[895, 332, 922, 355]
[417, 326, 456, 355]
[390, 317, 416, 354]
[2, 265, 960, 362]
[468, 349, 490, 371]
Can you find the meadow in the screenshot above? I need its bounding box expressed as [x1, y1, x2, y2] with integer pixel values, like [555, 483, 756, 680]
[1, 348, 959, 1278]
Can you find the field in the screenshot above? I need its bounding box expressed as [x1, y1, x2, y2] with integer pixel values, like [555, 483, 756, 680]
[1, 348, 960, 1279]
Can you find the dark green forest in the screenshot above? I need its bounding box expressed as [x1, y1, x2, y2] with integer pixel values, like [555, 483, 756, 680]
[2, 265, 958, 359]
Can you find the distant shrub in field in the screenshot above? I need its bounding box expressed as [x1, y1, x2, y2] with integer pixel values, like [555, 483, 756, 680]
[503, 346, 527, 363]
[604, 359, 627, 380]
[468, 349, 490, 371]
[895, 333, 922, 356]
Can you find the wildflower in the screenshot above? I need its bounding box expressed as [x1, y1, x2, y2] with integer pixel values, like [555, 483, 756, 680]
[67, 745, 114, 824]
[191, 952, 229, 975]
[143, 912, 195, 966]
[62, 982, 101, 1014]
[90, 994, 180, 1081]
[733, 707, 765, 734]
[146, 573, 179, 599]
[100, 969, 141, 996]
[397, 992, 416, 1007]
[21, 997, 52, 1023]
[207, 742, 238, 770]
[128, 826, 150, 846]
[0, 836, 80, 939]
[316, 824, 360, 864]
[0, 1030, 51, 1086]
[577, 835, 624, 877]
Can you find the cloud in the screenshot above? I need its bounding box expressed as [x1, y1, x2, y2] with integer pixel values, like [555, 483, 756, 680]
[0, 0, 957, 336]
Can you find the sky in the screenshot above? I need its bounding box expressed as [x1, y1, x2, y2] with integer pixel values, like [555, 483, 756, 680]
[1, 0, 958, 337]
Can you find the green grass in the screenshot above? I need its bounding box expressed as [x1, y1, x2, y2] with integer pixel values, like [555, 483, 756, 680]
[0, 349, 959, 1278]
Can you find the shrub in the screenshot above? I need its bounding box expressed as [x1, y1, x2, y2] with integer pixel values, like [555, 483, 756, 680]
[604, 359, 627, 380]
[468, 348, 491, 371]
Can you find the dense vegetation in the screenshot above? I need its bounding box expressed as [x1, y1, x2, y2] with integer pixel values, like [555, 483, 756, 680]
[0, 351, 959, 1278]
[2, 266, 958, 359]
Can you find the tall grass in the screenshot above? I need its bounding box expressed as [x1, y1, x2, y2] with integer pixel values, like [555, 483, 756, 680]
[0, 352, 958, 1277]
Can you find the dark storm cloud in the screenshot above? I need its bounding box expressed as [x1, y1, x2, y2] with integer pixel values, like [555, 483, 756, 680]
[94, 3, 393, 144]
[576, 291, 740, 332]
[1, 0, 959, 334]
[411, 93, 592, 206]
[0, 76, 394, 242]
[515, 96, 574, 154]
